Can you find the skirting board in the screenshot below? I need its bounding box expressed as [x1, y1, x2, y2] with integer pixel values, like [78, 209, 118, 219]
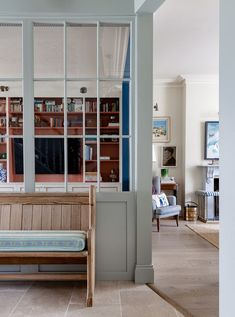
[135, 264, 154, 283]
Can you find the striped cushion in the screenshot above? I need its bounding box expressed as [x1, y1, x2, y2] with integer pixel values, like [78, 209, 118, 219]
[0, 231, 86, 252]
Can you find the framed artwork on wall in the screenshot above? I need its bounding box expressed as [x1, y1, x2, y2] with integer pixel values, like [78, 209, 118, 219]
[204, 121, 219, 160]
[152, 116, 171, 143]
[162, 146, 177, 167]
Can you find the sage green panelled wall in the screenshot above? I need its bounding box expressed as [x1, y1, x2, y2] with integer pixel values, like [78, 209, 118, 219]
[135, 0, 165, 13]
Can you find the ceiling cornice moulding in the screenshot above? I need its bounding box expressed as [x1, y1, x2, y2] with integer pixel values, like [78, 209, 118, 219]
[153, 78, 183, 87]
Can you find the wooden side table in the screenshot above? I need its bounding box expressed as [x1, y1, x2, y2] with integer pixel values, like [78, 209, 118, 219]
[161, 182, 179, 202]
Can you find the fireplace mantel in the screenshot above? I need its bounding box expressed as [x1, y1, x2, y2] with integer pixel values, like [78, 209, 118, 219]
[196, 164, 219, 221]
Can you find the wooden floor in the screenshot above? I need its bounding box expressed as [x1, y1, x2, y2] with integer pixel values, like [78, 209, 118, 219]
[151, 219, 219, 317]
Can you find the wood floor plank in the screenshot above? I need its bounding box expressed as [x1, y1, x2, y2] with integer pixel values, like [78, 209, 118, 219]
[152, 219, 219, 317]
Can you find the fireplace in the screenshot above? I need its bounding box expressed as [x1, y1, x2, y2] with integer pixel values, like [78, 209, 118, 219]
[196, 165, 219, 221]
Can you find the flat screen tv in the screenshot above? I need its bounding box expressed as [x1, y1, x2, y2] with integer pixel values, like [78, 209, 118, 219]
[14, 138, 81, 174]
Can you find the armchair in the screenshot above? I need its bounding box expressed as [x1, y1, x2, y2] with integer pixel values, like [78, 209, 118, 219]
[152, 176, 181, 232]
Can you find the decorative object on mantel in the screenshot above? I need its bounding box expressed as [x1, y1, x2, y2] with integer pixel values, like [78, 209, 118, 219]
[152, 117, 171, 143]
[204, 121, 219, 160]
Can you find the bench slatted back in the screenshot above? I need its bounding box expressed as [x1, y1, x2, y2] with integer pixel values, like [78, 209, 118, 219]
[0, 190, 95, 232]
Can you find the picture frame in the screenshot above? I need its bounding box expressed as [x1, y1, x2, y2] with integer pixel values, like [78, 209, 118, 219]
[162, 146, 177, 167]
[204, 121, 219, 160]
[152, 116, 171, 143]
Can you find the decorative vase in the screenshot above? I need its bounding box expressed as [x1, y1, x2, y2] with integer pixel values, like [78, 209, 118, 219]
[0, 164, 7, 182]
[161, 168, 169, 178]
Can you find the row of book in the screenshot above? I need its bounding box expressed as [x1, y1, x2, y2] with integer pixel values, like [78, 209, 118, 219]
[49, 117, 63, 128]
[85, 101, 97, 112]
[100, 102, 119, 112]
[10, 103, 23, 113]
[34, 100, 63, 113]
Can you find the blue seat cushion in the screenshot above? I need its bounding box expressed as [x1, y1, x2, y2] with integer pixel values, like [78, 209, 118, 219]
[0, 231, 86, 252]
[155, 205, 181, 215]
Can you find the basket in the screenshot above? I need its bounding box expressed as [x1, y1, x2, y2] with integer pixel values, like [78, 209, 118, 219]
[184, 201, 198, 221]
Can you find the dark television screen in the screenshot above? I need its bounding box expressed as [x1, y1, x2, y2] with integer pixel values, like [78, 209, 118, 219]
[14, 138, 81, 174]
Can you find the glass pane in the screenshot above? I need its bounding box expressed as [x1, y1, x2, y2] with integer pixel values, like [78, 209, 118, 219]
[34, 81, 64, 136]
[0, 97, 6, 137]
[68, 138, 83, 182]
[122, 138, 129, 191]
[100, 81, 120, 136]
[85, 138, 98, 183]
[85, 98, 97, 136]
[0, 135, 7, 183]
[99, 23, 130, 79]
[35, 138, 64, 182]
[67, 24, 97, 78]
[7, 81, 23, 136]
[0, 24, 22, 78]
[122, 81, 130, 136]
[100, 137, 119, 183]
[34, 23, 64, 78]
[8, 138, 24, 183]
[67, 81, 97, 136]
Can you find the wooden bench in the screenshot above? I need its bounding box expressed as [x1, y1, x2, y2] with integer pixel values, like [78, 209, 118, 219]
[0, 186, 96, 307]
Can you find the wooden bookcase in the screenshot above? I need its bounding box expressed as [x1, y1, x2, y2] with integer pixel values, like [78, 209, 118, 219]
[1, 96, 120, 186]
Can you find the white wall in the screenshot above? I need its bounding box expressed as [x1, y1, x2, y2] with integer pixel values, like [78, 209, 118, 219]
[153, 77, 219, 208]
[152, 80, 184, 206]
[183, 76, 219, 202]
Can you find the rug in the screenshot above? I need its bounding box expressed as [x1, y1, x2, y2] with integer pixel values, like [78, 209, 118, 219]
[186, 222, 219, 248]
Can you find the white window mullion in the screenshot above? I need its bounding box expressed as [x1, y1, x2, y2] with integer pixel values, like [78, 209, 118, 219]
[97, 21, 100, 192]
[64, 22, 68, 192]
[23, 20, 35, 192]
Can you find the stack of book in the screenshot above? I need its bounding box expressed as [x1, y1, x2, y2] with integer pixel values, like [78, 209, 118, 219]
[85, 172, 102, 182]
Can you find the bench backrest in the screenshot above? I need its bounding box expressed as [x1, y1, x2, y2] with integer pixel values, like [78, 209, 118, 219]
[0, 187, 96, 231]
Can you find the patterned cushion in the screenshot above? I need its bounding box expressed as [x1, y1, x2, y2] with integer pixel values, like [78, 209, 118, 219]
[152, 193, 169, 208]
[0, 231, 86, 252]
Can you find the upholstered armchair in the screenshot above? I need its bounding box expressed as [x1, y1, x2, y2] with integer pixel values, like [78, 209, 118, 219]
[152, 176, 181, 232]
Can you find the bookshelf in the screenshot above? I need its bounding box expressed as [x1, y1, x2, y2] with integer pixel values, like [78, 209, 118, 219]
[0, 96, 121, 188]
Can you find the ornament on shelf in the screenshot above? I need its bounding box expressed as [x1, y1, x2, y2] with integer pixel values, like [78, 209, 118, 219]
[109, 169, 117, 182]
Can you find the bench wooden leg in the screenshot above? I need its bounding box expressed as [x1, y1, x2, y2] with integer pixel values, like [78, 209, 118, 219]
[156, 218, 160, 232]
[86, 229, 95, 307]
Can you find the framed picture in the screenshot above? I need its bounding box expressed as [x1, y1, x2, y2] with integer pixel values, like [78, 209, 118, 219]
[152, 117, 171, 143]
[204, 121, 219, 160]
[162, 146, 177, 167]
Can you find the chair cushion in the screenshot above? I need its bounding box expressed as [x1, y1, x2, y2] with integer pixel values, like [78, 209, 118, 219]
[152, 193, 169, 207]
[0, 231, 86, 252]
[155, 205, 181, 215]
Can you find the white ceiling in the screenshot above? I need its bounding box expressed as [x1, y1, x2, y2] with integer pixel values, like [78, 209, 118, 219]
[153, 0, 219, 79]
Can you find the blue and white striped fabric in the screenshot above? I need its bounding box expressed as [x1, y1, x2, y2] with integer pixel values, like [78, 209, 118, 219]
[0, 231, 86, 252]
